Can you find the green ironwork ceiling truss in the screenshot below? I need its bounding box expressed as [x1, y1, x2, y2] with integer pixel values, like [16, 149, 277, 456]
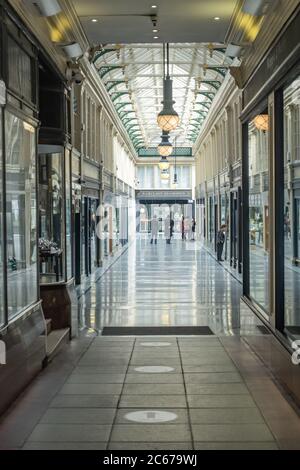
[91, 43, 233, 150]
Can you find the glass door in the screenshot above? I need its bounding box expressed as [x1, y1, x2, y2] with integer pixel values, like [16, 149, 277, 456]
[89, 198, 98, 274]
[231, 193, 238, 269]
[81, 197, 87, 277]
[247, 110, 270, 315]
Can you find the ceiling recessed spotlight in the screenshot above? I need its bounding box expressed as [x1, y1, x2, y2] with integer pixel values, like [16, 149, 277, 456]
[151, 5, 157, 8]
[153, 29, 158, 33]
[153, 36, 159, 39]
[91, 18, 98, 22]
[214, 17, 221, 21]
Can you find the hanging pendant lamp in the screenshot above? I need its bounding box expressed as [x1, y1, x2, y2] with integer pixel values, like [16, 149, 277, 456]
[159, 156, 170, 171]
[157, 43, 180, 132]
[158, 130, 173, 159]
[160, 168, 170, 180]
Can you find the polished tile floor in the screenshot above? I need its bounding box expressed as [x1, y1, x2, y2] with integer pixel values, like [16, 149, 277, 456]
[0, 238, 300, 450]
[79, 238, 256, 335]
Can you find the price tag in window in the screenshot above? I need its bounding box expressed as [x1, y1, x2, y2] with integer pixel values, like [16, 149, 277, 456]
[0, 80, 6, 106]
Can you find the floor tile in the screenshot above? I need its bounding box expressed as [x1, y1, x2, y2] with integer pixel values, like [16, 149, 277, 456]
[189, 408, 265, 424]
[184, 372, 242, 384]
[67, 374, 125, 384]
[50, 395, 119, 408]
[182, 364, 236, 373]
[59, 383, 123, 395]
[127, 366, 182, 374]
[123, 384, 185, 395]
[191, 423, 275, 442]
[23, 442, 108, 450]
[119, 395, 187, 408]
[194, 442, 278, 450]
[27, 424, 112, 442]
[40, 408, 116, 424]
[129, 359, 181, 366]
[110, 424, 191, 442]
[186, 383, 249, 395]
[187, 394, 257, 408]
[73, 366, 128, 374]
[108, 442, 193, 450]
[125, 374, 183, 384]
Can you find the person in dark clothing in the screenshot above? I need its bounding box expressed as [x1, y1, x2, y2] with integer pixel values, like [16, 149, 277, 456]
[170, 218, 175, 241]
[191, 217, 196, 241]
[165, 215, 171, 244]
[217, 225, 227, 261]
[181, 216, 185, 240]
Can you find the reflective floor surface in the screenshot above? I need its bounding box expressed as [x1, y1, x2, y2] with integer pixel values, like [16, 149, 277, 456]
[1, 238, 300, 450]
[79, 237, 258, 336]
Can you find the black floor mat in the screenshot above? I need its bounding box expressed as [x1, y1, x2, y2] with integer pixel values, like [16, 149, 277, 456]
[101, 326, 214, 336]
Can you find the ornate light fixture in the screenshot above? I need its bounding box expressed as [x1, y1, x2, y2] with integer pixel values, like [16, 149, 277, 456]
[158, 131, 173, 158]
[160, 168, 170, 180]
[157, 43, 180, 131]
[159, 156, 170, 171]
[253, 114, 269, 132]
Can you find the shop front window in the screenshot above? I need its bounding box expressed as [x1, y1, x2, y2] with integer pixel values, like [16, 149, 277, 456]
[82, 197, 87, 273]
[248, 113, 270, 313]
[5, 112, 38, 318]
[65, 150, 72, 279]
[39, 152, 64, 283]
[209, 196, 214, 245]
[0, 111, 3, 326]
[283, 78, 300, 334]
[82, 197, 99, 277]
[221, 193, 229, 260]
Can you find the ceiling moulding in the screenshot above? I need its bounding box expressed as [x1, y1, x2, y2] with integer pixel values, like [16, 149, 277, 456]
[81, 57, 138, 161]
[58, 0, 138, 159]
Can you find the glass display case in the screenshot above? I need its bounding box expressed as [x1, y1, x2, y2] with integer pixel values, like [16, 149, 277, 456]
[283, 78, 300, 335]
[38, 151, 65, 283]
[0, 111, 3, 326]
[248, 114, 270, 313]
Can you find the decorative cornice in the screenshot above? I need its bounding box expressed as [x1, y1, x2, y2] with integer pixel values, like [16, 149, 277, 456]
[193, 75, 240, 157]
[7, 0, 137, 163]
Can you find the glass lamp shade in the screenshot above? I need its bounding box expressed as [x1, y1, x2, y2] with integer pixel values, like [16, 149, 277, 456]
[158, 157, 170, 171]
[253, 114, 269, 132]
[157, 77, 180, 131]
[158, 143, 173, 157]
[157, 113, 180, 132]
[160, 169, 170, 180]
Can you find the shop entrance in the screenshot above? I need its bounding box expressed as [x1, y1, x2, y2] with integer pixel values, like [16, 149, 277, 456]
[82, 197, 99, 278]
[230, 188, 242, 272]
